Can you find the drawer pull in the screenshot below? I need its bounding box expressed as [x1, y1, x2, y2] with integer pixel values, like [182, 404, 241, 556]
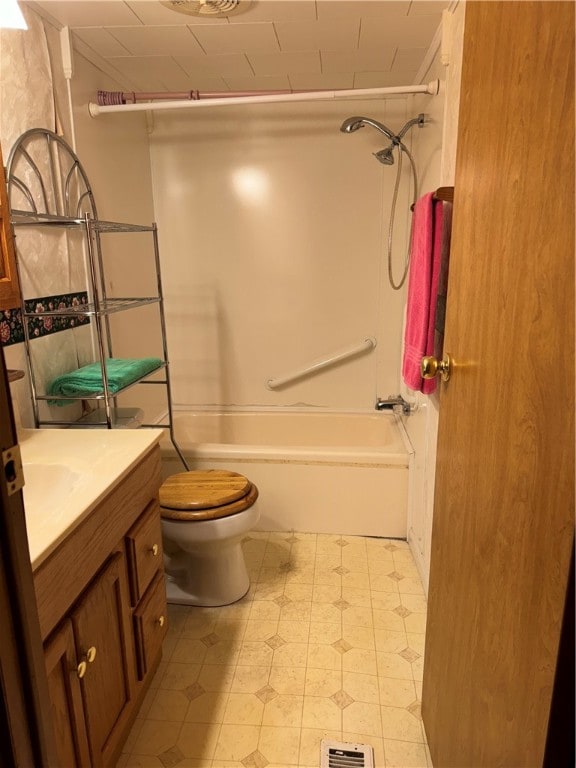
[86, 646, 97, 663]
[157, 615, 165, 628]
[77, 661, 87, 679]
[150, 544, 159, 557]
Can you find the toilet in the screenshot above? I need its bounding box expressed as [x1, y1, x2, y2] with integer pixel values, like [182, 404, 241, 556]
[159, 469, 260, 606]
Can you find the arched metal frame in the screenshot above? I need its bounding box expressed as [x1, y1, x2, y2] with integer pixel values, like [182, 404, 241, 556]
[7, 128, 98, 220]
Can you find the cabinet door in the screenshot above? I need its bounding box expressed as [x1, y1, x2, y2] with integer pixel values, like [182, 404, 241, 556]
[44, 619, 91, 768]
[0, 143, 21, 310]
[72, 552, 136, 767]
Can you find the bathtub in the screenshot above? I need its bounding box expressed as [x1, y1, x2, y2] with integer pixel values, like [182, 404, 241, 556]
[161, 410, 413, 538]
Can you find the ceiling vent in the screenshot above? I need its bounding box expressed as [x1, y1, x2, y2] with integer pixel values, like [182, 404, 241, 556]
[159, 0, 251, 18]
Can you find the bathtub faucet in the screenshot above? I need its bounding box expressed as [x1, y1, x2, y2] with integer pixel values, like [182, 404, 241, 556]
[375, 395, 412, 415]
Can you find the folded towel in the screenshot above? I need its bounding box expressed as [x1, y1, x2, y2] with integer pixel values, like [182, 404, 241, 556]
[48, 357, 163, 406]
[402, 192, 444, 394]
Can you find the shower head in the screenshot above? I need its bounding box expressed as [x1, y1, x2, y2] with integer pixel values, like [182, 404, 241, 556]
[373, 146, 396, 166]
[339, 116, 395, 140]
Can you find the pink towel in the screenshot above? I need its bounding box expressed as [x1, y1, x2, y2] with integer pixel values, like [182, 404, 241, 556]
[402, 192, 444, 394]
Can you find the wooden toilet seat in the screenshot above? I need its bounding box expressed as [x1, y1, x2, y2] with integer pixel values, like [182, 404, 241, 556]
[159, 469, 258, 521]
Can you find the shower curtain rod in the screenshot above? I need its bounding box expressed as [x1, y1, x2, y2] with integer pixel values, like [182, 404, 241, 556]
[88, 79, 439, 117]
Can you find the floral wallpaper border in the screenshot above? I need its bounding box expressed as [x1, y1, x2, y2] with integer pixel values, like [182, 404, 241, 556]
[0, 292, 90, 347]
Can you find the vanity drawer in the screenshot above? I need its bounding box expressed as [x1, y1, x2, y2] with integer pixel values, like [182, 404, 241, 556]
[133, 571, 168, 680]
[125, 500, 163, 605]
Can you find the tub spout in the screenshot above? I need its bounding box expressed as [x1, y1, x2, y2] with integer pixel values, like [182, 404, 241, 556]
[375, 395, 412, 415]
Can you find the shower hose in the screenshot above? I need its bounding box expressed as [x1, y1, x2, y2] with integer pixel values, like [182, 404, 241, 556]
[387, 142, 418, 290]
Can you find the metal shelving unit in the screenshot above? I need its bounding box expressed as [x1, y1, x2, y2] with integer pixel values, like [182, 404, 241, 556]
[6, 128, 188, 467]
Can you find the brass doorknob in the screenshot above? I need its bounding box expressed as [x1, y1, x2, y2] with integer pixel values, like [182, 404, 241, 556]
[77, 661, 87, 679]
[157, 615, 165, 628]
[150, 544, 159, 557]
[421, 352, 453, 382]
[86, 646, 97, 663]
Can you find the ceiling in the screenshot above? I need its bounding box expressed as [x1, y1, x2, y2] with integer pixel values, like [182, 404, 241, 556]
[26, 0, 449, 94]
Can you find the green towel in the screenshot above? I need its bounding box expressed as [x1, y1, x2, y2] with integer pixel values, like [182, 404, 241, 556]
[48, 357, 163, 406]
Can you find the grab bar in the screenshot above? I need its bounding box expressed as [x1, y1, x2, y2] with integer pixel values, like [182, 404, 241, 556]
[266, 337, 377, 390]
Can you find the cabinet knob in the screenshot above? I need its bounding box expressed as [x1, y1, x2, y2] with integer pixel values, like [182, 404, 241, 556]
[86, 646, 97, 663]
[150, 544, 159, 557]
[157, 615, 165, 628]
[77, 661, 87, 679]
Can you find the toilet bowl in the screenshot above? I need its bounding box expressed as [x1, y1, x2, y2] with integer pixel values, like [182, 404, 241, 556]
[159, 469, 260, 606]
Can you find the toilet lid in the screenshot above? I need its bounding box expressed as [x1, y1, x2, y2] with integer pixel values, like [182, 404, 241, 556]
[159, 469, 252, 511]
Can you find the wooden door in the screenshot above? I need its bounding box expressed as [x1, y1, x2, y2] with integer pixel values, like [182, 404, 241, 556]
[422, 3, 574, 767]
[72, 552, 136, 767]
[0, 344, 56, 767]
[44, 620, 91, 767]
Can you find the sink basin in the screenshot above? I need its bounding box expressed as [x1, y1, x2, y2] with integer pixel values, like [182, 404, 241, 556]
[23, 463, 81, 515]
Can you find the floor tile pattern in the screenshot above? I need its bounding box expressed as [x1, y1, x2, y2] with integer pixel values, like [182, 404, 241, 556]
[117, 533, 431, 768]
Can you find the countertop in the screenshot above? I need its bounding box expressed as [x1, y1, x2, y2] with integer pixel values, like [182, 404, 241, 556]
[19, 427, 164, 570]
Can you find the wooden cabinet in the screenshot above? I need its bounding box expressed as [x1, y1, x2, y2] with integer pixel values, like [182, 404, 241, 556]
[0, 142, 21, 310]
[36, 445, 167, 767]
[71, 553, 136, 766]
[44, 620, 91, 768]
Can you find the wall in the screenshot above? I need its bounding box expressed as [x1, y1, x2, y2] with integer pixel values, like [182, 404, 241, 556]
[0, 6, 160, 427]
[149, 98, 415, 412]
[0, 6, 88, 428]
[402, 2, 465, 593]
[70, 55, 162, 422]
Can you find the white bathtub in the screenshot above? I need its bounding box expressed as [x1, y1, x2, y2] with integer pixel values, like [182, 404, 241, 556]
[161, 410, 413, 538]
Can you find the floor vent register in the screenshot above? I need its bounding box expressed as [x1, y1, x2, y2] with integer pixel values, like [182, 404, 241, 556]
[320, 739, 375, 768]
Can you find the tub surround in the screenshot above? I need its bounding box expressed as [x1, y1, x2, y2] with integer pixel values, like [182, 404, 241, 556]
[21, 426, 163, 569]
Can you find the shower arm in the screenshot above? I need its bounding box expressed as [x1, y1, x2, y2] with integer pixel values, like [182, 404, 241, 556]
[396, 114, 426, 141]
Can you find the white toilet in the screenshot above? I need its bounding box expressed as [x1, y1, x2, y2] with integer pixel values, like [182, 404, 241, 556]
[159, 469, 260, 606]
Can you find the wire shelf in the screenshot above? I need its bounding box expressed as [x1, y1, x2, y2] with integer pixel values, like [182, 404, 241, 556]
[23, 297, 161, 318]
[11, 210, 155, 233]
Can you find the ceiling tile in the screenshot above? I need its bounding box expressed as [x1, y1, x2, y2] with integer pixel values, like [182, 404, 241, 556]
[72, 28, 131, 58]
[408, 1, 451, 14]
[275, 18, 360, 52]
[392, 47, 428, 71]
[359, 14, 440, 49]
[106, 25, 205, 56]
[126, 1, 228, 25]
[175, 53, 253, 77]
[321, 49, 395, 74]
[232, 1, 316, 23]
[223, 74, 291, 91]
[191, 21, 279, 54]
[248, 51, 321, 76]
[105, 55, 194, 90]
[30, 1, 142, 27]
[317, 1, 410, 20]
[173, 74, 230, 91]
[354, 70, 419, 88]
[288, 72, 354, 90]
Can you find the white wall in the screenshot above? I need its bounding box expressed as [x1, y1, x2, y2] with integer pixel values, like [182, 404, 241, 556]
[149, 98, 415, 411]
[71, 54, 165, 422]
[402, 3, 465, 593]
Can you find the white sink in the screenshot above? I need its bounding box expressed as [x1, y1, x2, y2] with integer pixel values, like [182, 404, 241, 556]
[23, 463, 81, 516]
[18, 428, 163, 569]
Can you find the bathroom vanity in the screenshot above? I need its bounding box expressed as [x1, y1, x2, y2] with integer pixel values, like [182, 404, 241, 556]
[22, 428, 166, 767]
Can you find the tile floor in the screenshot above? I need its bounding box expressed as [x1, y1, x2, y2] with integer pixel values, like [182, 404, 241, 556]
[117, 532, 431, 768]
